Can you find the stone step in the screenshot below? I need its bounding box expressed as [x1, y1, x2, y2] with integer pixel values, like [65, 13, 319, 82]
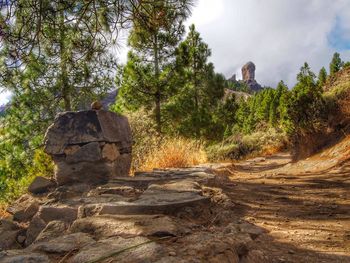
[78, 178, 212, 216]
[80, 195, 209, 216]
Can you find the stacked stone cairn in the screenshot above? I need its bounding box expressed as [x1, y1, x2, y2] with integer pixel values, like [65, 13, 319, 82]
[44, 107, 132, 185]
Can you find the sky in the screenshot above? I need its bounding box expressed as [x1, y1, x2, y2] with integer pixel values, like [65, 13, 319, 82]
[1, 0, 350, 105]
[186, 0, 350, 87]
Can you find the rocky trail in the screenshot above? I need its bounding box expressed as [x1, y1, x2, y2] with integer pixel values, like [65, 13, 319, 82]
[1, 152, 350, 262]
[214, 153, 350, 262]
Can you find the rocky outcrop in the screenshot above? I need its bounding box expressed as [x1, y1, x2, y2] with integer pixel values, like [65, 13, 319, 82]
[227, 62, 262, 92]
[228, 74, 237, 82]
[241, 62, 262, 92]
[242, 62, 255, 81]
[44, 109, 132, 185]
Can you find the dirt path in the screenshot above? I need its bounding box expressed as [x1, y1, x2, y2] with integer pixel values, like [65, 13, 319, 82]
[214, 153, 350, 263]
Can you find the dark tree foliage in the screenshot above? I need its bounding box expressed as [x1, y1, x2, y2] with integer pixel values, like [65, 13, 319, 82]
[329, 52, 344, 76]
[285, 62, 325, 134]
[318, 67, 327, 87]
[0, 0, 164, 199]
[116, 0, 194, 133]
[164, 24, 225, 139]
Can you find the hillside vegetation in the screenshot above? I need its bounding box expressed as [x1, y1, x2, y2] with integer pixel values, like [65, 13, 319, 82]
[0, 0, 350, 206]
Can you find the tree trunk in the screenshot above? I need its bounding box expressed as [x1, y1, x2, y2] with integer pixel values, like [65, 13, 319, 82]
[194, 78, 200, 138]
[194, 58, 200, 138]
[155, 91, 161, 134]
[59, 9, 71, 111]
[153, 35, 161, 134]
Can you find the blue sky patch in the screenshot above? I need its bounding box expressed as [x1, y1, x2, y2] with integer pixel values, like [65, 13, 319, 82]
[328, 16, 350, 51]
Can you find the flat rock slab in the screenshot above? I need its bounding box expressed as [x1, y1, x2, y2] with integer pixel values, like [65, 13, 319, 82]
[0, 251, 49, 263]
[80, 180, 209, 216]
[31, 233, 95, 254]
[70, 236, 163, 263]
[81, 195, 209, 216]
[109, 171, 215, 188]
[71, 215, 179, 239]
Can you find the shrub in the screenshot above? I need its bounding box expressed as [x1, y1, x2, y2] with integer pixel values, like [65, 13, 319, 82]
[126, 109, 207, 172]
[0, 148, 54, 203]
[207, 128, 287, 161]
[139, 137, 207, 171]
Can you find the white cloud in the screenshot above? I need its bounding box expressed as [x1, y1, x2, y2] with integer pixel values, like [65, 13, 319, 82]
[187, 0, 224, 26]
[187, 0, 350, 88]
[0, 90, 11, 105]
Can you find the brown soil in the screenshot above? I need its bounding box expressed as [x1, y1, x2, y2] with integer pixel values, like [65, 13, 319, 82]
[213, 153, 350, 263]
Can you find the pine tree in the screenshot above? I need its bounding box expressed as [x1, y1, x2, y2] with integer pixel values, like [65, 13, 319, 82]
[164, 24, 225, 138]
[286, 62, 324, 133]
[0, 0, 124, 111]
[117, 0, 194, 133]
[318, 67, 327, 87]
[269, 81, 288, 126]
[329, 52, 343, 75]
[0, 0, 131, 196]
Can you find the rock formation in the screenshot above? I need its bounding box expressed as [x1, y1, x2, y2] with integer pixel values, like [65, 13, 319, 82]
[241, 61, 262, 92]
[227, 62, 262, 92]
[228, 74, 236, 82]
[242, 61, 255, 81]
[44, 109, 132, 185]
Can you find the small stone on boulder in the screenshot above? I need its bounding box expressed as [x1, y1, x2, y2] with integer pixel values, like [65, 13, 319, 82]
[91, 101, 103, 110]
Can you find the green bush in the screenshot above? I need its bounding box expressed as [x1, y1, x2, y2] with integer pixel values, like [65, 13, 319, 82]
[207, 128, 287, 161]
[0, 148, 53, 203]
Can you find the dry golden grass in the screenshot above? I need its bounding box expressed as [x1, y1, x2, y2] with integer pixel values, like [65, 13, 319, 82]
[0, 203, 9, 219]
[138, 137, 207, 172]
[262, 144, 286, 156]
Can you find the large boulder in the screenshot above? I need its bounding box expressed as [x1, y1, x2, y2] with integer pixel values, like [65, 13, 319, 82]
[44, 109, 132, 185]
[44, 110, 132, 155]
